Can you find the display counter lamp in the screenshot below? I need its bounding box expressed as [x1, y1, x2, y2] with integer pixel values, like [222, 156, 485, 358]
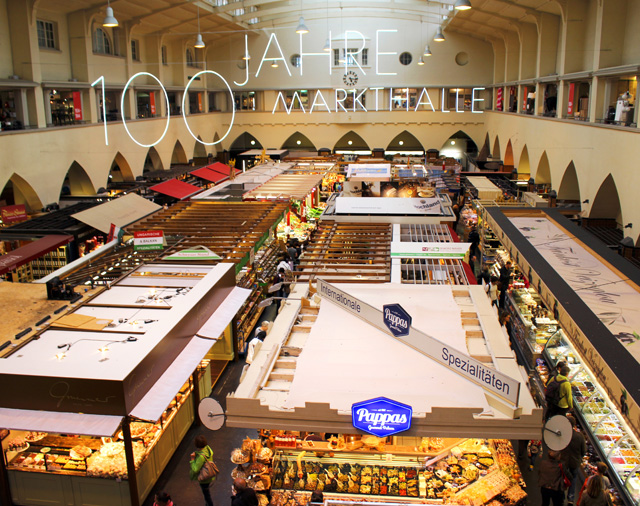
[454, 0, 472, 10]
[434, 27, 445, 42]
[103, 0, 119, 27]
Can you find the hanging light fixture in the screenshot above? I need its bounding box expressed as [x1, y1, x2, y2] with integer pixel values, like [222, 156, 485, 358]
[271, 60, 279, 68]
[323, 38, 330, 51]
[454, 0, 472, 10]
[424, 45, 432, 56]
[434, 27, 445, 42]
[243, 51, 251, 60]
[194, 5, 205, 48]
[103, 0, 118, 27]
[296, 16, 309, 34]
[417, 56, 425, 66]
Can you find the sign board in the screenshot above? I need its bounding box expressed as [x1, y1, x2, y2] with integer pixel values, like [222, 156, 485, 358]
[317, 279, 520, 406]
[383, 304, 412, 337]
[0, 204, 27, 224]
[391, 242, 470, 259]
[347, 164, 391, 181]
[335, 197, 442, 215]
[72, 91, 83, 121]
[134, 230, 165, 251]
[164, 245, 221, 261]
[352, 397, 412, 437]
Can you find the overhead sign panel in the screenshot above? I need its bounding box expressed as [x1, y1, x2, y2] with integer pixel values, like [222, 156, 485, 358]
[352, 397, 412, 437]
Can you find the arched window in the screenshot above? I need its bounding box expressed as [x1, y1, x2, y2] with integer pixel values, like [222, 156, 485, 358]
[186, 48, 194, 66]
[94, 27, 112, 55]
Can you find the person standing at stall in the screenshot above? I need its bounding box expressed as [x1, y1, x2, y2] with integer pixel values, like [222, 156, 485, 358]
[189, 435, 216, 506]
[231, 478, 258, 506]
[498, 260, 513, 308]
[545, 363, 573, 420]
[562, 414, 587, 505]
[578, 475, 611, 506]
[538, 450, 567, 506]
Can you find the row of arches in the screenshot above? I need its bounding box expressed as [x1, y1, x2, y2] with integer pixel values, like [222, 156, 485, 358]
[482, 133, 626, 243]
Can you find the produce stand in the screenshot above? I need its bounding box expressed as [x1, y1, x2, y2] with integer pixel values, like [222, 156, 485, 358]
[226, 281, 540, 506]
[0, 262, 250, 506]
[482, 206, 640, 505]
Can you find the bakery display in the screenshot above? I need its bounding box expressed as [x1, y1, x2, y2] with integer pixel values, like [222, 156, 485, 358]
[69, 445, 92, 460]
[24, 431, 48, 442]
[6, 437, 29, 452]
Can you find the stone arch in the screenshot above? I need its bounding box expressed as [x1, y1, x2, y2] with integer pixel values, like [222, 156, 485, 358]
[504, 140, 514, 169]
[439, 130, 478, 161]
[281, 132, 316, 151]
[589, 174, 622, 225]
[518, 146, 530, 178]
[194, 137, 207, 159]
[386, 130, 424, 154]
[230, 132, 262, 152]
[60, 161, 96, 197]
[0, 174, 43, 212]
[535, 151, 552, 185]
[171, 140, 188, 165]
[478, 133, 491, 161]
[492, 136, 501, 159]
[108, 152, 134, 185]
[334, 131, 370, 153]
[143, 146, 164, 173]
[557, 162, 581, 202]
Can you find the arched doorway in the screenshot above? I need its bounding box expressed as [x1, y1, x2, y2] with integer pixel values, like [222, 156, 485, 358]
[108, 152, 134, 186]
[557, 162, 580, 202]
[386, 130, 424, 155]
[334, 131, 370, 154]
[478, 134, 491, 161]
[0, 174, 43, 212]
[503, 140, 514, 172]
[281, 132, 316, 151]
[589, 174, 622, 225]
[534, 152, 552, 185]
[439, 131, 478, 166]
[230, 132, 262, 159]
[492, 136, 501, 159]
[60, 161, 95, 198]
[143, 146, 163, 173]
[517, 146, 530, 179]
[171, 140, 188, 165]
[194, 137, 207, 160]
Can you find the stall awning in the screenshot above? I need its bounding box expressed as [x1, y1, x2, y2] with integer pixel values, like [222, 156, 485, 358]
[191, 167, 227, 184]
[130, 286, 251, 421]
[0, 407, 122, 436]
[72, 193, 161, 234]
[208, 162, 240, 176]
[0, 234, 73, 275]
[149, 179, 202, 200]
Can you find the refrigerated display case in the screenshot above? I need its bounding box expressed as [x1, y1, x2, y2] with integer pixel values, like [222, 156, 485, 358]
[544, 334, 640, 505]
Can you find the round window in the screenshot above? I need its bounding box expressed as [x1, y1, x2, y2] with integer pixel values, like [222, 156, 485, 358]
[455, 52, 469, 66]
[290, 54, 301, 68]
[399, 52, 412, 66]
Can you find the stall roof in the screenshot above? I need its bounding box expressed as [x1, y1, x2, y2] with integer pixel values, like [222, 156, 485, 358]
[240, 149, 289, 158]
[72, 193, 161, 234]
[208, 161, 240, 176]
[0, 234, 73, 275]
[0, 407, 122, 436]
[243, 172, 327, 200]
[193, 163, 289, 200]
[191, 167, 228, 183]
[149, 179, 202, 200]
[0, 202, 96, 240]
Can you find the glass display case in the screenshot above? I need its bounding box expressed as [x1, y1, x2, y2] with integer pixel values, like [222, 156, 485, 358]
[544, 334, 640, 504]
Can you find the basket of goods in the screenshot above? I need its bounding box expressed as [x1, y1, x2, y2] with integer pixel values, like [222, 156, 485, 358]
[257, 447, 273, 462]
[361, 435, 386, 451]
[231, 448, 251, 464]
[69, 445, 92, 460]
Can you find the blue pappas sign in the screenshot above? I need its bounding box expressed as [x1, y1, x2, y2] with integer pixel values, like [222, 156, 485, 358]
[352, 397, 413, 437]
[382, 304, 412, 337]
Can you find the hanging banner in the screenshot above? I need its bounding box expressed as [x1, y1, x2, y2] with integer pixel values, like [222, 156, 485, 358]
[496, 87, 503, 111]
[567, 83, 575, 116]
[164, 245, 221, 261]
[134, 230, 165, 251]
[390, 242, 471, 259]
[72, 92, 82, 121]
[522, 86, 528, 111]
[197, 93, 203, 112]
[316, 279, 521, 406]
[149, 92, 156, 115]
[0, 204, 27, 224]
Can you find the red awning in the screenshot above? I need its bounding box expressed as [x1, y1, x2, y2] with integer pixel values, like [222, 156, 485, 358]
[191, 167, 227, 184]
[149, 179, 201, 200]
[208, 162, 240, 176]
[0, 235, 73, 275]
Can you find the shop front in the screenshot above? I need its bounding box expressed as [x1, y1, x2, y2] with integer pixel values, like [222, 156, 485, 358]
[226, 280, 541, 505]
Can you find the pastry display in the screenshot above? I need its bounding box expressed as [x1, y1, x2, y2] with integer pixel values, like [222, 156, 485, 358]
[231, 448, 250, 464]
[6, 437, 29, 452]
[69, 445, 92, 460]
[24, 431, 48, 442]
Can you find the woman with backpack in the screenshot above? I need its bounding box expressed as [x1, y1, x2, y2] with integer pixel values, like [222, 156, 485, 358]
[579, 475, 612, 506]
[190, 435, 216, 506]
[545, 363, 573, 420]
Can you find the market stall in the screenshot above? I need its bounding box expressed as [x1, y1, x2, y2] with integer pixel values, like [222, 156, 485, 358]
[194, 163, 291, 201]
[482, 206, 640, 505]
[226, 280, 540, 505]
[0, 262, 250, 506]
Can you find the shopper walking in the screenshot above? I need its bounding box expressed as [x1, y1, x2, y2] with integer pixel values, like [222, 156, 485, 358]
[527, 439, 542, 471]
[562, 414, 587, 505]
[189, 435, 216, 506]
[578, 475, 611, 506]
[538, 450, 567, 506]
[485, 276, 499, 308]
[545, 363, 573, 420]
[477, 264, 491, 286]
